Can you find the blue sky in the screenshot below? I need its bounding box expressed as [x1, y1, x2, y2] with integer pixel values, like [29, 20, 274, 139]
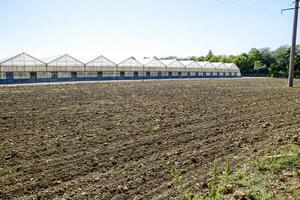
[0, 0, 296, 60]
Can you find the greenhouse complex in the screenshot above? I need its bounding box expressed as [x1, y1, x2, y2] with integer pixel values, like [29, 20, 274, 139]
[0, 53, 241, 84]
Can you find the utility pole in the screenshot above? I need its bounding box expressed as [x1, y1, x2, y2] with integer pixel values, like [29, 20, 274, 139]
[288, 0, 299, 87]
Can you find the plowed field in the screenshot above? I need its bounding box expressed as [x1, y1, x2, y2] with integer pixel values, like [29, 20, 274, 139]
[1, 78, 300, 199]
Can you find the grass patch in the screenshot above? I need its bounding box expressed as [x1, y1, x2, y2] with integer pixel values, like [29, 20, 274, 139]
[256, 144, 300, 173]
[170, 144, 300, 200]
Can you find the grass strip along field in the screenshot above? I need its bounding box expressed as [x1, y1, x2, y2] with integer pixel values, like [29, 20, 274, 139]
[171, 144, 300, 200]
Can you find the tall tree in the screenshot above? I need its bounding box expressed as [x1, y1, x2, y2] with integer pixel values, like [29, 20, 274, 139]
[234, 53, 252, 72]
[259, 48, 274, 68]
[205, 50, 214, 61]
[273, 46, 290, 72]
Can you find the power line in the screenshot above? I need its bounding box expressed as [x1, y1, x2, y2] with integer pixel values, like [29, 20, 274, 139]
[212, 0, 292, 22]
[213, 0, 280, 15]
[271, 0, 291, 6]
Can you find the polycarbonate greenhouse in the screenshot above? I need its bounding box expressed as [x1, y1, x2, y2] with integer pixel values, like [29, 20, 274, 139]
[0, 52, 46, 80]
[198, 61, 216, 76]
[0, 52, 241, 84]
[86, 55, 117, 79]
[212, 62, 229, 76]
[117, 57, 144, 78]
[46, 54, 85, 79]
[140, 57, 167, 78]
[180, 60, 202, 77]
[225, 63, 241, 77]
[160, 59, 186, 77]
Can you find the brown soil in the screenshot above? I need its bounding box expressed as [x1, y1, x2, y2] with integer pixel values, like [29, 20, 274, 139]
[0, 78, 300, 200]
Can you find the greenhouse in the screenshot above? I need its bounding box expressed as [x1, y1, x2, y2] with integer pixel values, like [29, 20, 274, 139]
[180, 60, 201, 77]
[117, 57, 144, 79]
[141, 57, 167, 78]
[0, 52, 47, 83]
[0, 53, 241, 84]
[46, 54, 85, 80]
[85, 55, 117, 79]
[198, 61, 216, 77]
[160, 59, 186, 77]
[225, 63, 241, 77]
[212, 62, 229, 77]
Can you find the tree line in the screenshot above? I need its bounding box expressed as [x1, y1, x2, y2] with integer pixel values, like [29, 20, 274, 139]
[189, 45, 300, 77]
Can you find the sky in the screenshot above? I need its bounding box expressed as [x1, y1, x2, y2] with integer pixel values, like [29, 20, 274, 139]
[0, 0, 297, 61]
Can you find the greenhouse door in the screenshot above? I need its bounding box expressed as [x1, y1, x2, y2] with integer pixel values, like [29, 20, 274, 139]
[146, 71, 151, 78]
[71, 72, 77, 79]
[51, 72, 58, 78]
[6, 72, 14, 83]
[120, 71, 125, 78]
[158, 71, 162, 77]
[6, 72, 14, 80]
[97, 71, 102, 78]
[30, 72, 37, 79]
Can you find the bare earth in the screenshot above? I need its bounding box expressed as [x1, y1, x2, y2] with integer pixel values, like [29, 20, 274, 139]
[1, 78, 300, 200]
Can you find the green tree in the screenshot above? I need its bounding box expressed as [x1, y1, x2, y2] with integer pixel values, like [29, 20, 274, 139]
[189, 45, 300, 75]
[234, 53, 252, 73]
[254, 60, 264, 70]
[273, 46, 290, 72]
[205, 50, 214, 61]
[209, 55, 220, 62]
[249, 48, 262, 64]
[260, 48, 274, 68]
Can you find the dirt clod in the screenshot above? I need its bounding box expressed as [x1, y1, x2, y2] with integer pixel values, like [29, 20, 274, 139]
[263, 122, 271, 128]
[191, 157, 198, 164]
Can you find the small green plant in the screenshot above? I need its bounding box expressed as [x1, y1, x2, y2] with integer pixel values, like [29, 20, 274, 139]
[171, 160, 235, 200]
[169, 145, 300, 200]
[170, 166, 182, 187]
[222, 158, 231, 182]
[170, 166, 204, 200]
[256, 144, 300, 173]
[207, 161, 219, 190]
